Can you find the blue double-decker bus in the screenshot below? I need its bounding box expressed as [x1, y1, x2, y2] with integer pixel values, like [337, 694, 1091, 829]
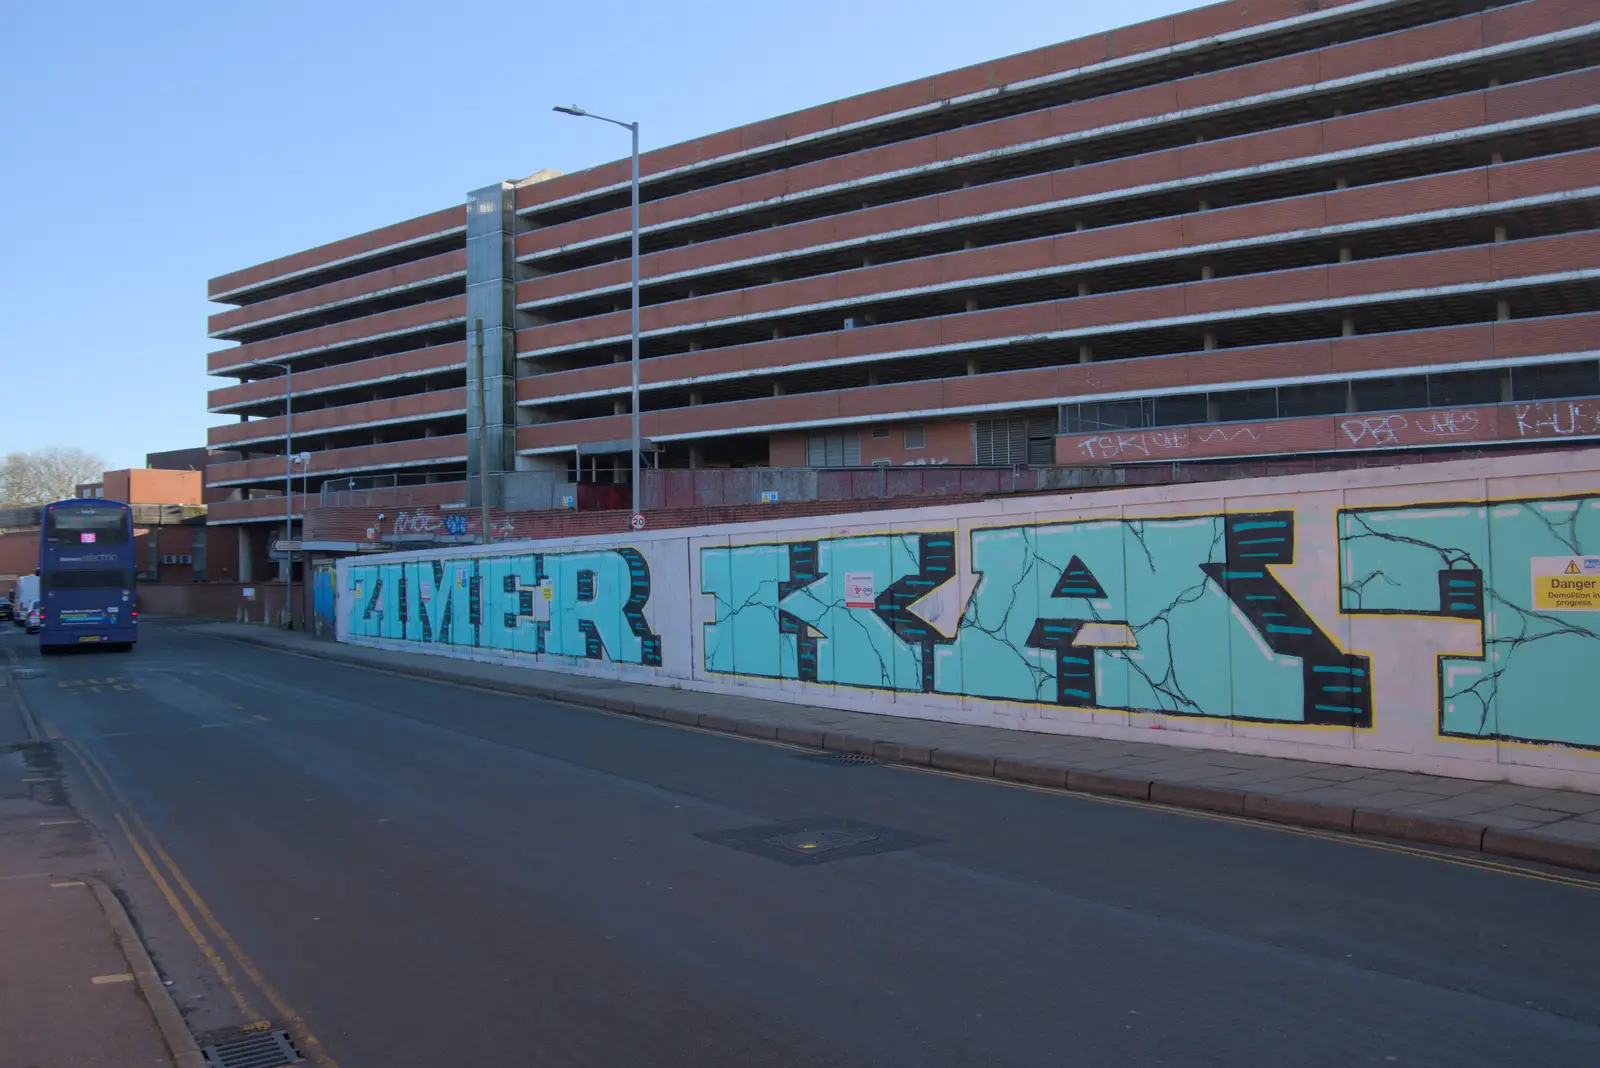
[38, 498, 138, 652]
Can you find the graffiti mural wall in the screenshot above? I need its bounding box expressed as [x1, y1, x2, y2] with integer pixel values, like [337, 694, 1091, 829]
[1340, 495, 1600, 750]
[337, 450, 1600, 787]
[343, 544, 680, 668]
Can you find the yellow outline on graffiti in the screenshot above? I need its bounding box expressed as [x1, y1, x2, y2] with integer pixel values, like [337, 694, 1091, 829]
[1336, 491, 1600, 756]
[697, 505, 1377, 734]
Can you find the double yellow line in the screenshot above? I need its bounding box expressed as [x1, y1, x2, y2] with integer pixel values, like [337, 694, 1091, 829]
[43, 720, 339, 1067]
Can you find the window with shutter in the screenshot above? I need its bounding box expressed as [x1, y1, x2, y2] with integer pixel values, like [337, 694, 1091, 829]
[974, 418, 1028, 465]
[903, 424, 926, 449]
[806, 431, 861, 468]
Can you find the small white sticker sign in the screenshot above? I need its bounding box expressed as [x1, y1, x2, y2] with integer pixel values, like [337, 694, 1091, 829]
[844, 572, 876, 609]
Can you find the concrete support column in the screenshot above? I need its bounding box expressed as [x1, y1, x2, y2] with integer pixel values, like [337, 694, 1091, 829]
[238, 526, 254, 583]
[965, 357, 981, 376]
[1497, 299, 1511, 322]
[1078, 345, 1093, 364]
[1342, 317, 1356, 337]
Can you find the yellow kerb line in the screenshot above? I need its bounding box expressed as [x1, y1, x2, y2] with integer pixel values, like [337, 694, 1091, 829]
[60, 738, 259, 1019]
[68, 738, 341, 1068]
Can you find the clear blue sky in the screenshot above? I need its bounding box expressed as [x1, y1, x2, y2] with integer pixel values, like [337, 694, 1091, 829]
[0, 0, 1189, 472]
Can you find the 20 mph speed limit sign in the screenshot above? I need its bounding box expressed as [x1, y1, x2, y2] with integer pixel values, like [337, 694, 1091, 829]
[629, 513, 647, 531]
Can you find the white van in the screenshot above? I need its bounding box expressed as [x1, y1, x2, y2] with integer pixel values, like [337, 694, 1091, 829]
[14, 574, 38, 629]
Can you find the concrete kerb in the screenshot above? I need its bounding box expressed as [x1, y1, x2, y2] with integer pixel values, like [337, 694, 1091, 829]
[87, 878, 207, 1068]
[193, 627, 1600, 875]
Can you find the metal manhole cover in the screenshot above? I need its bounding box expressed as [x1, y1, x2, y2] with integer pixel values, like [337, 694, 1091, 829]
[201, 1028, 302, 1068]
[800, 751, 878, 766]
[767, 827, 879, 854]
[696, 817, 939, 866]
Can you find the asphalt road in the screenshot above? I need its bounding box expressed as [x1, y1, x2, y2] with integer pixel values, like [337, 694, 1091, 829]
[5, 621, 1599, 1067]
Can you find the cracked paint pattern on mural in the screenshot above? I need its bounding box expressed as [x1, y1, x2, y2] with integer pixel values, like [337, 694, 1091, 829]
[1340, 494, 1600, 749]
[701, 511, 1371, 726]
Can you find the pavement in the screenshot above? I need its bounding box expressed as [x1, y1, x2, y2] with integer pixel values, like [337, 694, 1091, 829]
[0, 656, 185, 1068]
[6, 620, 1600, 1067]
[197, 620, 1600, 873]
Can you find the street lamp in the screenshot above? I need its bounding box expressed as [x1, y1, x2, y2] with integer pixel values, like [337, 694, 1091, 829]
[554, 104, 642, 515]
[292, 450, 311, 630]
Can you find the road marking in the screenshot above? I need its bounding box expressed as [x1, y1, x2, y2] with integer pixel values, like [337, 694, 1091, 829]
[61, 738, 261, 1020]
[51, 880, 87, 888]
[57, 677, 142, 694]
[64, 738, 341, 1068]
[22, 777, 56, 782]
[39, 819, 81, 826]
[223, 632, 1600, 890]
[91, 972, 134, 984]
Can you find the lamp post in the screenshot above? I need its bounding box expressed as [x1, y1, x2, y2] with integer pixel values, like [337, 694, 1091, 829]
[554, 104, 641, 514]
[293, 450, 310, 629]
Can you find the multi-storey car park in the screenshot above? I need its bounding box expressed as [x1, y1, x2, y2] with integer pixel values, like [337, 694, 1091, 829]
[206, 0, 1600, 549]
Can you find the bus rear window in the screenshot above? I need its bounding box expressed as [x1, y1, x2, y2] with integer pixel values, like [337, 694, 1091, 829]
[45, 507, 129, 547]
[43, 569, 131, 592]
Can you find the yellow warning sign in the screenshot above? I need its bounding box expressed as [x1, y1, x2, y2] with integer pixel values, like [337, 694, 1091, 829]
[1531, 556, 1600, 612]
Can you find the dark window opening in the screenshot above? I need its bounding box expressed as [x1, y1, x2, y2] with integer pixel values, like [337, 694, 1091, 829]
[45, 506, 130, 547]
[1352, 375, 1430, 413]
[1513, 361, 1600, 401]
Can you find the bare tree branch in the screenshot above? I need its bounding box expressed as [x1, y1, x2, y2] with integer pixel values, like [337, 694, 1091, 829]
[0, 447, 107, 506]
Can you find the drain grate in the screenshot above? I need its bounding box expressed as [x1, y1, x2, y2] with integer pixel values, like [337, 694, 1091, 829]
[800, 751, 878, 766]
[10, 669, 46, 680]
[201, 1029, 302, 1068]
